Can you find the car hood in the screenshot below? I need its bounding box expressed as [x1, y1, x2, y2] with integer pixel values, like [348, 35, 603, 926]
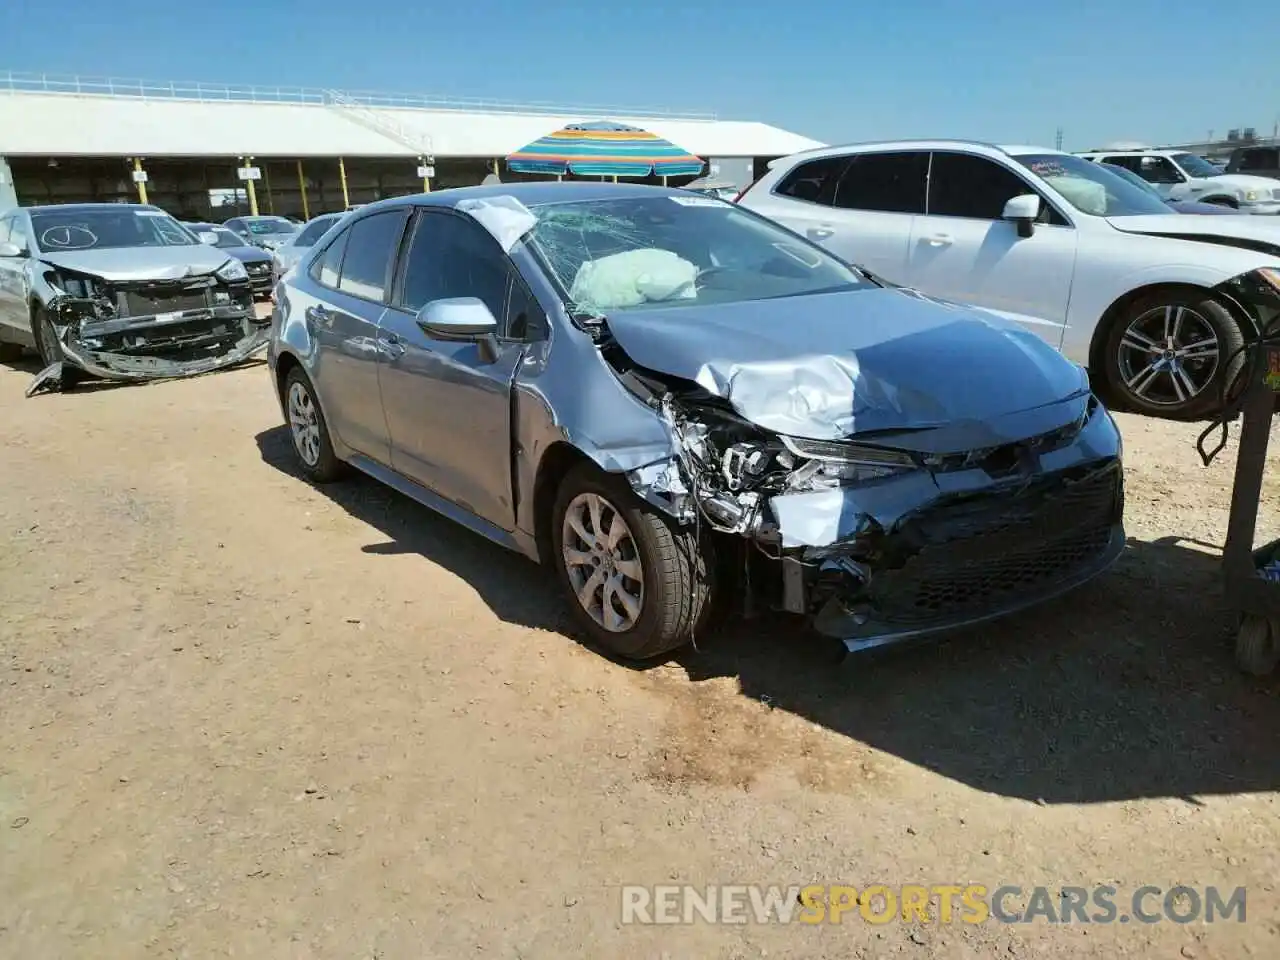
[35, 245, 231, 281]
[604, 286, 1089, 444]
[225, 245, 272, 263]
[1206, 173, 1280, 192]
[1167, 200, 1242, 216]
[1106, 213, 1280, 255]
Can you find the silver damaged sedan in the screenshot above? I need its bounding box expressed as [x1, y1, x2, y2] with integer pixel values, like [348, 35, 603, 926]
[268, 184, 1125, 661]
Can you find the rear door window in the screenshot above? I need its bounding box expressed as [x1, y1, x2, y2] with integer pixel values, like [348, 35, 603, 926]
[831, 152, 928, 214]
[335, 209, 409, 303]
[1237, 148, 1278, 172]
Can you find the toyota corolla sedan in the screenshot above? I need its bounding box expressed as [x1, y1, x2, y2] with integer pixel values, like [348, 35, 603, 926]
[268, 184, 1126, 661]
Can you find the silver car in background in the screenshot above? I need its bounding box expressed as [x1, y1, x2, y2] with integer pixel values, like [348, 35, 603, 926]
[268, 184, 1124, 662]
[270, 213, 344, 284]
[0, 203, 266, 391]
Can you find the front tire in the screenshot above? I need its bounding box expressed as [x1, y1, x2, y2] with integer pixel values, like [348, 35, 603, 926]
[283, 367, 345, 483]
[1100, 291, 1244, 419]
[551, 463, 713, 661]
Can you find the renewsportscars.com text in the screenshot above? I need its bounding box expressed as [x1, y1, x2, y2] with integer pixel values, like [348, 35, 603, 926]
[620, 884, 1247, 926]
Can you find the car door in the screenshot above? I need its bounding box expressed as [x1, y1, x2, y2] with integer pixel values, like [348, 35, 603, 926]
[905, 151, 1077, 349]
[777, 152, 927, 284]
[304, 208, 409, 466]
[375, 208, 534, 529]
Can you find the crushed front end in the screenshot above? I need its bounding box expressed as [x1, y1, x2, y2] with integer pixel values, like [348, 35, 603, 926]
[29, 266, 268, 394]
[620, 366, 1125, 655]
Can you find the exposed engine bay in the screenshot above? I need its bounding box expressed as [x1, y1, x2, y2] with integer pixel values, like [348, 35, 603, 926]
[598, 335, 1126, 653]
[27, 265, 269, 397]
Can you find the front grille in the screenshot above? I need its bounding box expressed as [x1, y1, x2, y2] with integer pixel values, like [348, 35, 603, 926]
[1272, 187, 1280, 201]
[867, 463, 1121, 626]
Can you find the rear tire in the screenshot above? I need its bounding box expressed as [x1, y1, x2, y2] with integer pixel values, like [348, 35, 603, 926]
[550, 462, 713, 661]
[1099, 290, 1244, 420]
[283, 367, 345, 483]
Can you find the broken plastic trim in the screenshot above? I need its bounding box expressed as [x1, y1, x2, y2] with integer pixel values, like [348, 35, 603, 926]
[26, 302, 268, 396]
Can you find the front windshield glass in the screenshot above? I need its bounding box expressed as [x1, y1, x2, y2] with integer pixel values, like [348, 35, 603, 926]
[30, 208, 198, 252]
[245, 217, 297, 235]
[295, 215, 340, 246]
[1013, 154, 1173, 217]
[527, 194, 872, 314]
[1171, 153, 1223, 178]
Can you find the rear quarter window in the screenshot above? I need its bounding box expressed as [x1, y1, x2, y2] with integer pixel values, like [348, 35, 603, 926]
[774, 156, 846, 204]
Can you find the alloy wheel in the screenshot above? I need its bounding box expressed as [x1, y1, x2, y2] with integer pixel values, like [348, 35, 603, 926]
[561, 492, 645, 633]
[287, 381, 322, 467]
[1116, 304, 1220, 407]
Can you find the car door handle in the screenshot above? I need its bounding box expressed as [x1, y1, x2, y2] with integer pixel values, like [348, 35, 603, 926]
[377, 333, 405, 360]
[305, 304, 333, 327]
[922, 234, 953, 247]
[808, 226, 834, 239]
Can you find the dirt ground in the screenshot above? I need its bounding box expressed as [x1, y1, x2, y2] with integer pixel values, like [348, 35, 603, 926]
[1, 353, 1277, 960]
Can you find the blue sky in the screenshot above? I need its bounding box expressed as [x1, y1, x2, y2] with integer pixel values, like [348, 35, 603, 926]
[1, 0, 1274, 150]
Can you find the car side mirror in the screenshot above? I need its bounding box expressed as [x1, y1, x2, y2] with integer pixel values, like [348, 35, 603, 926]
[1002, 194, 1041, 238]
[197, 231, 219, 245]
[416, 297, 501, 363]
[0, 241, 25, 258]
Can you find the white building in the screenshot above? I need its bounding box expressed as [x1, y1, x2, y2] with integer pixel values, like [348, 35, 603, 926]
[0, 73, 824, 217]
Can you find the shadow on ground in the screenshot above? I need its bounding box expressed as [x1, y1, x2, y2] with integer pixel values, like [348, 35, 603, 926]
[256, 425, 1280, 805]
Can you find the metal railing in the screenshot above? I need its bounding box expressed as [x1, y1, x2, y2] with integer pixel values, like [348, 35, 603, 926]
[0, 70, 718, 121]
[324, 89, 434, 157]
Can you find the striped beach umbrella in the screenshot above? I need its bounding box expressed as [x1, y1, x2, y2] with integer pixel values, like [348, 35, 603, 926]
[507, 121, 705, 177]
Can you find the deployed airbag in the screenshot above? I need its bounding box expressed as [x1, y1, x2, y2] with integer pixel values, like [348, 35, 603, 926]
[569, 249, 698, 311]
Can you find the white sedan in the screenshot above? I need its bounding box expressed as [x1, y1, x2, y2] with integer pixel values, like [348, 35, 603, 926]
[738, 140, 1280, 419]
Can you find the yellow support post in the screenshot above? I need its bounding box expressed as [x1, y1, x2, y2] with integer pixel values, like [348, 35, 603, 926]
[297, 160, 310, 220]
[420, 156, 430, 193]
[263, 163, 274, 213]
[242, 156, 259, 216]
[491, 159, 499, 177]
[132, 157, 148, 204]
[338, 157, 350, 210]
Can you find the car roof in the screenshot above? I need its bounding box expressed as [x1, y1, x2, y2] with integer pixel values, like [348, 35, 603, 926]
[15, 202, 167, 215]
[353, 181, 700, 216]
[762, 139, 1065, 171]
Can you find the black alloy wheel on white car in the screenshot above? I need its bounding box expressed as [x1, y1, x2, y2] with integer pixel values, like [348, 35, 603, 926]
[550, 462, 713, 661]
[1101, 290, 1245, 420]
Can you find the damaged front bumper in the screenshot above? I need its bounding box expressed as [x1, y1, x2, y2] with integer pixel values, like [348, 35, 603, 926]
[28, 282, 268, 395]
[628, 388, 1126, 656]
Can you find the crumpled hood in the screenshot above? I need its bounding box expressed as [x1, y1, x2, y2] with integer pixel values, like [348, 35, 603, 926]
[36, 245, 231, 281]
[604, 286, 1089, 442]
[1107, 214, 1280, 254]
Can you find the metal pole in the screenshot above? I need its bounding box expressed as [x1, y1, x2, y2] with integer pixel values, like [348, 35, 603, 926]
[491, 159, 499, 177]
[297, 160, 310, 220]
[132, 157, 148, 204]
[339, 157, 350, 209]
[243, 156, 259, 216]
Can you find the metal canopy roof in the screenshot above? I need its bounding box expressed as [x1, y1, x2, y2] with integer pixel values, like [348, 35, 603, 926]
[0, 85, 824, 160]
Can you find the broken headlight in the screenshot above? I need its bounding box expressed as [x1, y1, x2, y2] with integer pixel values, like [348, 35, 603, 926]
[216, 258, 249, 283]
[780, 436, 918, 485]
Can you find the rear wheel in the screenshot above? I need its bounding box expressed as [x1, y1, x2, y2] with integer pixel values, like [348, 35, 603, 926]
[550, 463, 713, 661]
[1100, 291, 1244, 419]
[284, 367, 345, 483]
